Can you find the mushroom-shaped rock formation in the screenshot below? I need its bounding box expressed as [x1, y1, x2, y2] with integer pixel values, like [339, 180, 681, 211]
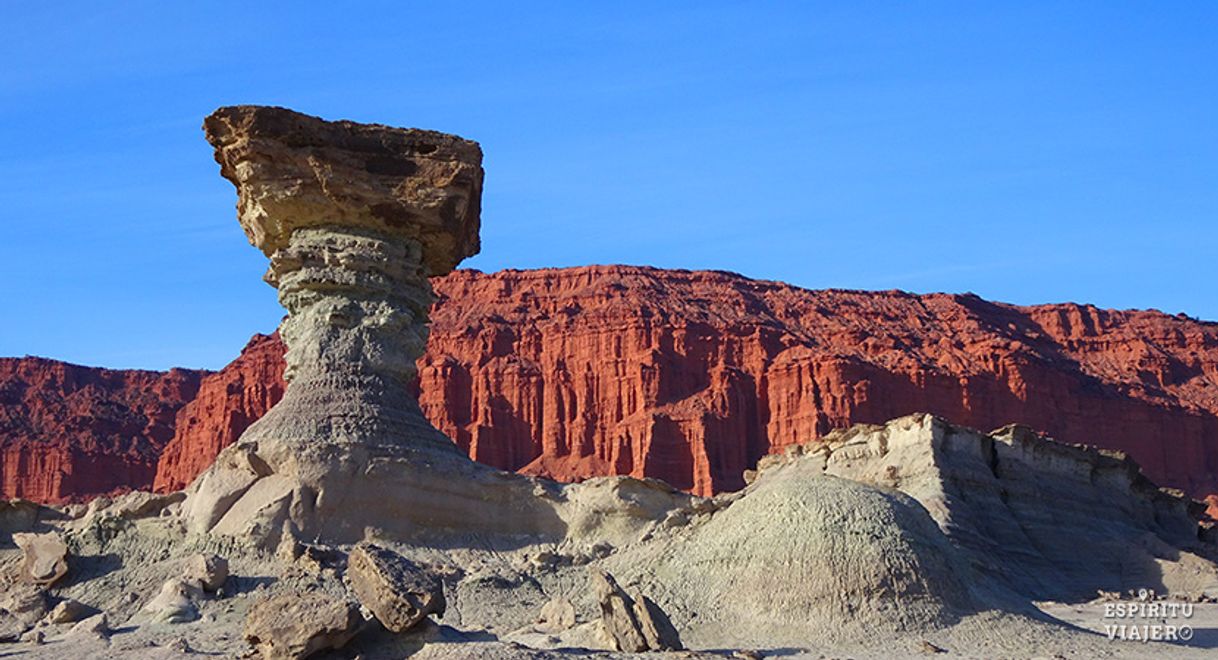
[182, 106, 566, 545]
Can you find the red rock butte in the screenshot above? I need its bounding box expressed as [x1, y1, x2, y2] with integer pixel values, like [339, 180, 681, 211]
[3, 265, 1217, 503]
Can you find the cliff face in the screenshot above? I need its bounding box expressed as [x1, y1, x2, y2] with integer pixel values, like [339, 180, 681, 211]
[754, 413, 1218, 601]
[417, 267, 1218, 497]
[0, 358, 203, 502]
[154, 266, 1218, 499]
[152, 334, 285, 492]
[6, 266, 1218, 502]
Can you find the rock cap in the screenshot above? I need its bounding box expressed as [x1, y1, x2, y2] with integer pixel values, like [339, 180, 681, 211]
[204, 105, 483, 275]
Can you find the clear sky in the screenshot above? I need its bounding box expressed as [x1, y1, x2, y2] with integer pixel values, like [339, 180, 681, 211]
[1, 2, 1214, 370]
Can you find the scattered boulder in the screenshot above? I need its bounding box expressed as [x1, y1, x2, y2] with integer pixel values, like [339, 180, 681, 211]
[537, 596, 577, 633]
[627, 586, 683, 651]
[44, 598, 93, 624]
[346, 542, 445, 633]
[19, 629, 44, 645]
[141, 579, 201, 623]
[67, 613, 109, 640]
[244, 592, 361, 659]
[276, 532, 343, 577]
[185, 553, 229, 592]
[591, 570, 647, 652]
[12, 531, 68, 585]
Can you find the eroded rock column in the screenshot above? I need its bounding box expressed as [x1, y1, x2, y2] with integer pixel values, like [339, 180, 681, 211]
[182, 106, 566, 543]
[201, 105, 483, 458]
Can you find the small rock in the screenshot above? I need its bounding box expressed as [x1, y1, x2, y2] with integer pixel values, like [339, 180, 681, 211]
[277, 532, 341, 576]
[591, 571, 682, 652]
[44, 598, 93, 624]
[62, 503, 88, 519]
[68, 613, 109, 640]
[537, 596, 577, 633]
[0, 614, 27, 643]
[0, 499, 48, 534]
[591, 570, 648, 653]
[244, 592, 361, 660]
[627, 586, 682, 651]
[12, 532, 69, 586]
[19, 629, 45, 645]
[529, 551, 558, 570]
[346, 542, 445, 633]
[186, 553, 229, 592]
[920, 639, 947, 654]
[141, 579, 201, 623]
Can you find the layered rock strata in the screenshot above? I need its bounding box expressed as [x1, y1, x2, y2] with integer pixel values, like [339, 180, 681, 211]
[153, 333, 283, 493]
[591, 415, 1218, 649]
[184, 106, 561, 545]
[153, 266, 1218, 504]
[0, 358, 202, 502]
[7, 266, 1218, 507]
[756, 413, 1218, 601]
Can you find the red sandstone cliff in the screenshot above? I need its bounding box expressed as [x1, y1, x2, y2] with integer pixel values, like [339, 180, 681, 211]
[152, 334, 285, 493]
[155, 266, 1218, 499]
[6, 266, 1218, 502]
[0, 358, 203, 502]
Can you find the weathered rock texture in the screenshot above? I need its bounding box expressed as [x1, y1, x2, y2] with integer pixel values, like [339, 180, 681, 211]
[756, 413, 1218, 601]
[8, 266, 1218, 505]
[596, 415, 1218, 650]
[153, 334, 283, 493]
[12, 531, 69, 585]
[185, 106, 569, 545]
[198, 104, 481, 462]
[0, 358, 202, 502]
[158, 266, 1218, 502]
[243, 592, 360, 660]
[346, 542, 445, 632]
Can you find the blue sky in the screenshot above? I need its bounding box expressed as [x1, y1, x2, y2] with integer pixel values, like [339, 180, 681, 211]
[1, 2, 1214, 370]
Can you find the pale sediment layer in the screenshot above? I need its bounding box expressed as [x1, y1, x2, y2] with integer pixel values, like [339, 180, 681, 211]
[185, 106, 520, 545]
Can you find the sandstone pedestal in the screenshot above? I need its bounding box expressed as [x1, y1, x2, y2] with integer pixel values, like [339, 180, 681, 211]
[183, 106, 563, 545]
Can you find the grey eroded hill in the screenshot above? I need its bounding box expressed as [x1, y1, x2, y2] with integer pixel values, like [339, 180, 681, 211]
[760, 413, 1218, 602]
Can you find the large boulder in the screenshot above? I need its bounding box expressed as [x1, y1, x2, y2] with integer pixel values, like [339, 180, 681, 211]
[185, 553, 229, 592]
[66, 613, 109, 640]
[140, 579, 201, 624]
[43, 598, 93, 625]
[12, 532, 68, 586]
[346, 543, 445, 633]
[244, 592, 361, 659]
[536, 596, 577, 633]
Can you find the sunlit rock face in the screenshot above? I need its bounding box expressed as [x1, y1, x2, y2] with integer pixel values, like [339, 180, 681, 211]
[202, 105, 483, 459]
[183, 106, 565, 546]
